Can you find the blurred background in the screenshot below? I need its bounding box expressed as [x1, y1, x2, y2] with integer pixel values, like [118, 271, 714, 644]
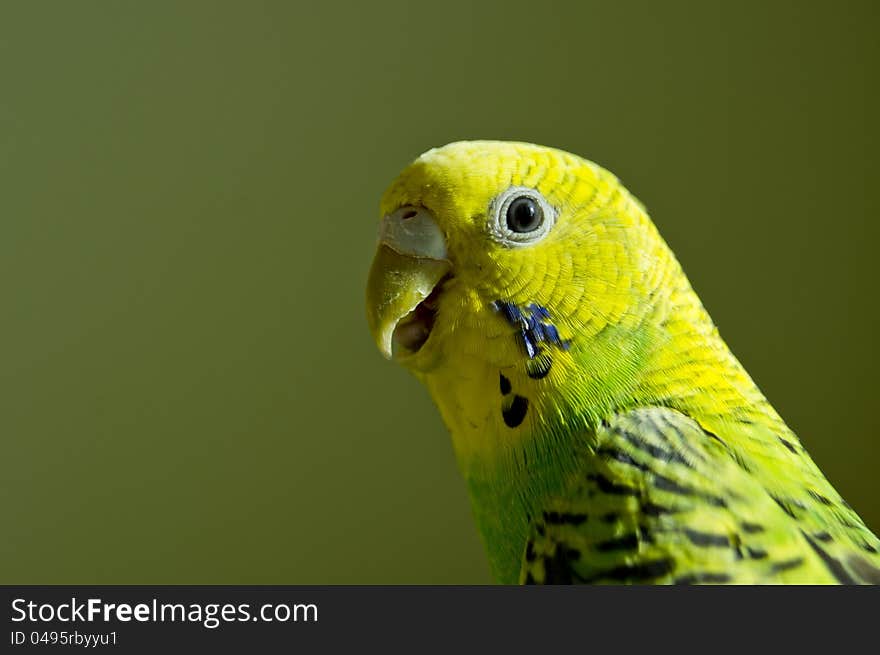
[1, 1, 877, 583]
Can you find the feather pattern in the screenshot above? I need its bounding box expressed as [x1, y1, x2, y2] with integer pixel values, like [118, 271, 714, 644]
[367, 141, 880, 583]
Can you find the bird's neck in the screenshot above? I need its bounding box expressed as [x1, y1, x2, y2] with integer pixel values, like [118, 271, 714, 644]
[428, 256, 792, 582]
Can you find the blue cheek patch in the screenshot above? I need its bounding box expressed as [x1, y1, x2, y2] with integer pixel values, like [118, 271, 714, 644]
[491, 300, 571, 359]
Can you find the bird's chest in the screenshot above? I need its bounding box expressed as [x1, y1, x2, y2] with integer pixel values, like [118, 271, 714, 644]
[427, 376, 591, 582]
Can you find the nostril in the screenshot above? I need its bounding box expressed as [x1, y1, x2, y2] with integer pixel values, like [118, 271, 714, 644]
[379, 206, 447, 260]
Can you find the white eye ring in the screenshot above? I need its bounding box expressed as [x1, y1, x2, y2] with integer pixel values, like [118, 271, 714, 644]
[487, 186, 556, 247]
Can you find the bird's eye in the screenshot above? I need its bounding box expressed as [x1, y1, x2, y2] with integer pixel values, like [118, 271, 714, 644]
[488, 186, 556, 247]
[506, 197, 542, 233]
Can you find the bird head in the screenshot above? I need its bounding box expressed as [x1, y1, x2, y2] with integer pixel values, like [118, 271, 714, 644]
[370, 141, 670, 361]
[365, 141, 690, 458]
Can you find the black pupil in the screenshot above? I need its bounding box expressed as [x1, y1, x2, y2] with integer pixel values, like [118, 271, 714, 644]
[506, 197, 542, 233]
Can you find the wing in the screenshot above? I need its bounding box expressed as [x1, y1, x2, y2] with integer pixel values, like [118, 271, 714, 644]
[519, 407, 880, 584]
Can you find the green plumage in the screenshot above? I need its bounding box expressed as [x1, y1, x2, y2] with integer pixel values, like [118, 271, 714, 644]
[367, 141, 880, 584]
[519, 408, 880, 584]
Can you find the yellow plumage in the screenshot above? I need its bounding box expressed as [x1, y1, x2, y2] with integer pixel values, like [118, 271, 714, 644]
[366, 141, 880, 583]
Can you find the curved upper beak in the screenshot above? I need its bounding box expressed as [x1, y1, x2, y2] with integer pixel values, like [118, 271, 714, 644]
[366, 206, 450, 359]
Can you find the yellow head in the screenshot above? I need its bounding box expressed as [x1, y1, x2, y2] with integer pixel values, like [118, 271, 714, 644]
[366, 141, 689, 463]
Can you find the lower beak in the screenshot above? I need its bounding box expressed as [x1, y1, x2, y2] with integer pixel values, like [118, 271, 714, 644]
[365, 207, 450, 360]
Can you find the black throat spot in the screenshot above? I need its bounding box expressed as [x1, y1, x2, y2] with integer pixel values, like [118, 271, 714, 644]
[502, 395, 529, 428]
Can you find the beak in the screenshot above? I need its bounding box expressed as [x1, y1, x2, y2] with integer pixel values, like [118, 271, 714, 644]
[366, 206, 450, 359]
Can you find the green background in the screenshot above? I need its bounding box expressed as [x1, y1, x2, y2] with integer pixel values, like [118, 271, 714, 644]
[2, 2, 877, 584]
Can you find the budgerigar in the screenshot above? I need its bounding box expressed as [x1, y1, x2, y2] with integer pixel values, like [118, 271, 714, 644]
[365, 141, 880, 584]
